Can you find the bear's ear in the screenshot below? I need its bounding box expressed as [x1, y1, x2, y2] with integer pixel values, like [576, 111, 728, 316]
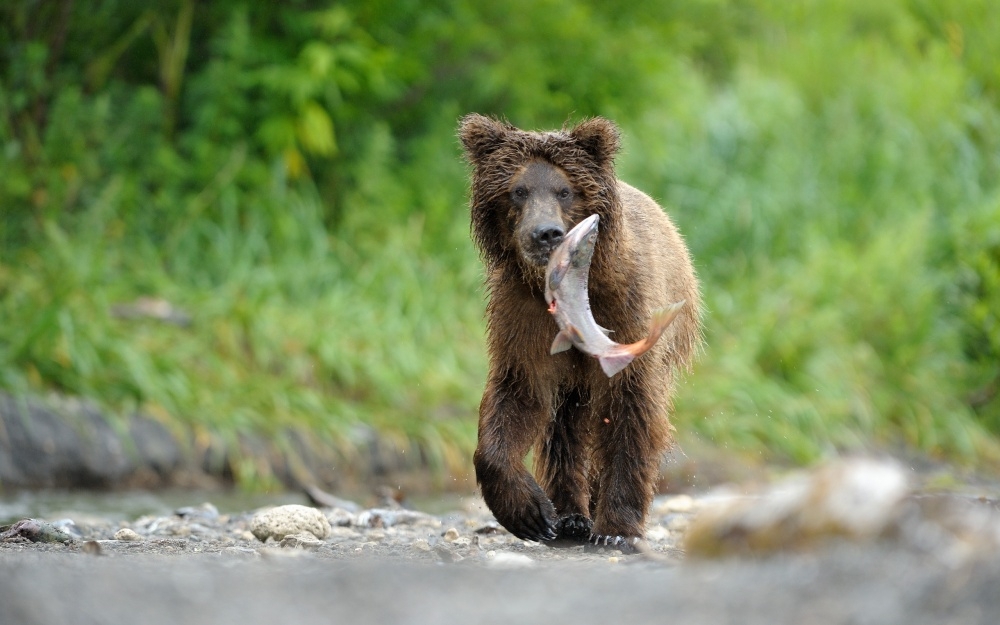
[569, 117, 621, 164]
[459, 114, 513, 164]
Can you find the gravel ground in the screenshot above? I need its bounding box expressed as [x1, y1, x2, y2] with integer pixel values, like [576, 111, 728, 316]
[0, 493, 691, 564]
[3, 461, 1000, 624]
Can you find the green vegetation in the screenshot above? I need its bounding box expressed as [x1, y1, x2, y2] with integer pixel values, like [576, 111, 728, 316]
[2, 0, 1000, 485]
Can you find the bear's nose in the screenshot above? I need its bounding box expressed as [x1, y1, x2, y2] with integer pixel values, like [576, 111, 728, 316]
[532, 224, 565, 248]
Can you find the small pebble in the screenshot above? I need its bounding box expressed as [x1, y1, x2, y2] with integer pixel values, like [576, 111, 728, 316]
[655, 494, 695, 514]
[175, 503, 219, 520]
[260, 546, 311, 559]
[354, 509, 439, 529]
[434, 545, 463, 563]
[488, 552, 536, 569]
[412, 539, 431, 552]
[280, 533, 322, 550]
[443, 527, 461, 542]
[221, 546, 259, 558]
[473, 522, 502, 535]
[325, 509, 354, 527]
[114, 528, 143, 542]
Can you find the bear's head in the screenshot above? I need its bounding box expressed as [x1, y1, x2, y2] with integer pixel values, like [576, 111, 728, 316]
[459, 114, 621, 279]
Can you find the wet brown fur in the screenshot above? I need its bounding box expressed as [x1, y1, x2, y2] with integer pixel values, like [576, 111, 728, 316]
[459, 113, 701, 548]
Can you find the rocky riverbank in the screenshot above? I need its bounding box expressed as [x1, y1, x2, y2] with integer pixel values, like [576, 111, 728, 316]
[0, 489, 691, 564]
[3, 458, 1000, 624]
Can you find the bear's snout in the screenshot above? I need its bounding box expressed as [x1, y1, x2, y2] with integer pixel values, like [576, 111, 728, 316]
[531, 223, 565, 250]
[518, 217, 567, 266]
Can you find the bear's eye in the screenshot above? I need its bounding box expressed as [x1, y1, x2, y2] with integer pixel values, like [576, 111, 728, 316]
[557, 188, 572, 200]
[512, 187, 528, 201]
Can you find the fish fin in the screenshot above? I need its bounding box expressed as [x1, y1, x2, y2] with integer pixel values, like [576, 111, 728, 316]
[597, 323, 614, 337]
[550, 326, 578, 354]
[598, 350, 634, 377]
[547, 258, 570, 292]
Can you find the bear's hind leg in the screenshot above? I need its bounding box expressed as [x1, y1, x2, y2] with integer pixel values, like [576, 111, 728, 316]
[588, 367, 673, 554]
[534, 387, 594, 545]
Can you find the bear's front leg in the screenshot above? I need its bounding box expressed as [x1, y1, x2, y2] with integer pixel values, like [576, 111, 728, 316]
[474, 370, 558, 543]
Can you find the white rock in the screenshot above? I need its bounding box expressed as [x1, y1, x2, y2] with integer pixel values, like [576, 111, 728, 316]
[250, 505, 331, 542]
[443, 527, 461, 542]
[114, 528, 143, 542]
[487, 552, 536, 569]
[654, 494, 696, 514]
[412, 539, 431, 552]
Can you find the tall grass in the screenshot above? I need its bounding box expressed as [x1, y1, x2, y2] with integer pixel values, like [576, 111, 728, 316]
[618, 11, 1000, 465]
[0, 166, 486, 487]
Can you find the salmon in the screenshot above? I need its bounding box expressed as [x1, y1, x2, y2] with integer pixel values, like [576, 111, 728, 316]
[544, 214, 685, 377]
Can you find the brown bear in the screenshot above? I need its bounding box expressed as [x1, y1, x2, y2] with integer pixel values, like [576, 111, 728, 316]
[459, 113, 701, 552]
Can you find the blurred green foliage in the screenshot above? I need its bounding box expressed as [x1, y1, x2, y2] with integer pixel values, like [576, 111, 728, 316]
[2, 0, 1000, 485]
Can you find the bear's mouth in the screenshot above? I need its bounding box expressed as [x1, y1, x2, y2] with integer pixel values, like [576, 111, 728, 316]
[520, 245, 556, 267]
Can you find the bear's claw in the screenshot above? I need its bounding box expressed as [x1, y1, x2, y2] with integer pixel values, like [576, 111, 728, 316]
[507, 496, 558, 542]
[557, 513, 593, 541]
[586, 534, 642, 554]
[545, 513, 593, 547]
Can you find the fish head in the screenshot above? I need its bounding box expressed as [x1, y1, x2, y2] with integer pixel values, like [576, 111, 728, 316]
[545, 214, 599, 300]
[566, 214, 600, 269]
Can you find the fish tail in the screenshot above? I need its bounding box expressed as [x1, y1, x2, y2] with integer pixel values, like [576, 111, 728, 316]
[642, 300, 685, 350]
[598, 300, 686, 378]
